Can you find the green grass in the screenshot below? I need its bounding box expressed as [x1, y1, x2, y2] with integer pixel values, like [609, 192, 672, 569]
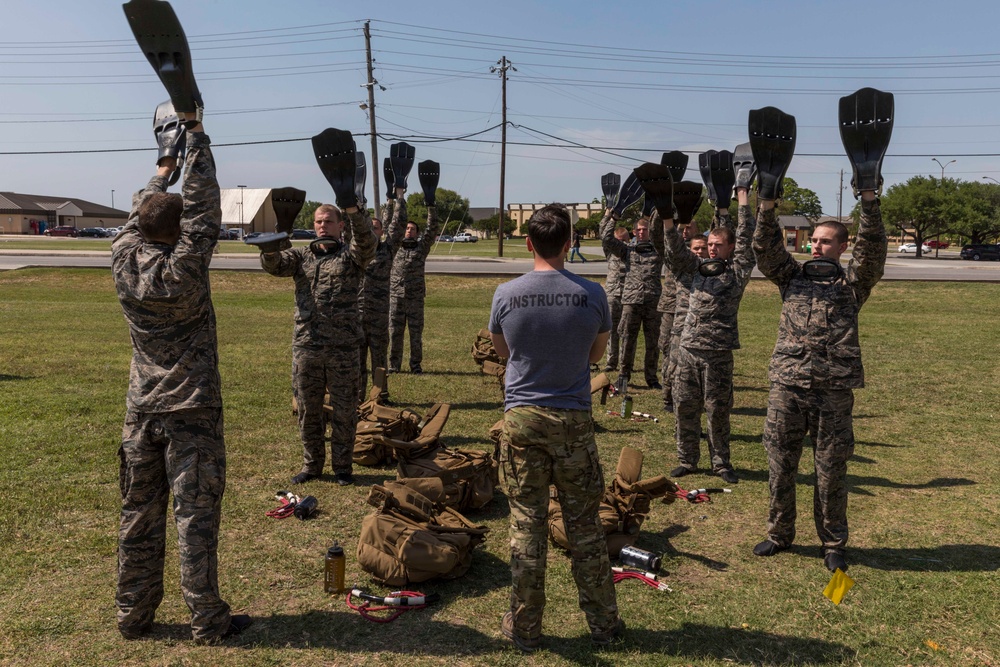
[0, 270, 998, 666]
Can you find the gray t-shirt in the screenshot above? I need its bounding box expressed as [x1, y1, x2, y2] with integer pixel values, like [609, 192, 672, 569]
[489, 269, 611, 411]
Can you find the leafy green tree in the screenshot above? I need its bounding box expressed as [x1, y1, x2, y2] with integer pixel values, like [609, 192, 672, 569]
[472, 212, 515, 238]
[405, 189, 473, 236]
[777, 178, 823, 221]
[880, 176, 962, 257]
[954, 180, 1000, 244]
[293, 201, 322, 229]
[576, 211, 603, 238]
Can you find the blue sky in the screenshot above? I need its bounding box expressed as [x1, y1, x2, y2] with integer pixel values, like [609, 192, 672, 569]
[3, 0, 999, 216]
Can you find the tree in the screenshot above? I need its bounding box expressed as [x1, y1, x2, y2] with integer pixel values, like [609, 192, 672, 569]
[576, 210, 603, 238]
[954, 180, 1000, 245]
[405, 189, 473, 236]
[880, 175, 962, 258]
[472, 212, 515, 238]
[294, 201, 323, 229]
[777, 178, 823, 222]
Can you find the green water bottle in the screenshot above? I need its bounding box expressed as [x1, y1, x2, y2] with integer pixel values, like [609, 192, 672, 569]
[621, 394, 633, 420]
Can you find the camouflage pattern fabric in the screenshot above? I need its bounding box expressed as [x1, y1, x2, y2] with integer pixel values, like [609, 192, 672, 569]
[665, 206, 755, 473]
[672, 347, 734, 472]
[499, 406, 619, 641]
[753, 201, 887, 389]
[603, 249, 627, 369]
[754, 199, 886, 553]
[389, 207, 440, 371]
[599, 211, 663, 305]
[112, 133, 231, 643]
[762, 385, 854, 552]
[117, 408, 230, 642]
[618, 302, 660, 385]
[293, 345, 360, 474]
[112, 132, 222, 412]
[657, 310, 675, 406]
[261, 207, 376, 474]
[360, 199, 407, 400]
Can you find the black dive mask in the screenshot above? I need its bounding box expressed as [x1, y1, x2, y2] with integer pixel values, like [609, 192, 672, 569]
[401, 237, 419, 249]
[634, 241, 654, 253]
[309, 237, 342, 254]
[698, 258, 727, 277]
[802, 258, 841, 282]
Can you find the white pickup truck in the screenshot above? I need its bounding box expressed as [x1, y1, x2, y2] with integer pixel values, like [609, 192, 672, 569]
[453, 232, 478, 243]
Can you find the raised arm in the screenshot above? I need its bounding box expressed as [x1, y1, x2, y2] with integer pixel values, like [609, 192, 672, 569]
[848, 195, 887, 307]
[418, 205, 439, 256]
[732, 189, 757, 287]
[385, 189, 407, 256]
[260, 246, 303, 277]
[173, 130, 220, 260]
[600, 210, 628, 259]
[650, 209, 665, 258]
[346, 207, 377, 270]
[751, 203, 798, 287]
[663, 218, 698, 277]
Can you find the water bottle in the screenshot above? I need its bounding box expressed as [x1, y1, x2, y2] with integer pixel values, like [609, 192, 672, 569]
[324, 542, 346, 594]
[621, 394, 633, 420]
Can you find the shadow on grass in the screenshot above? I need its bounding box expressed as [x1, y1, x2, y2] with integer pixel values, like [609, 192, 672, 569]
[734, 385, 768, 393]
[854, 543, 1000, 571]
[734, 468, 975, 494]
[648, 525, 729, 572]
[732, 406, 767, 417]
[0, 374, 33, 381]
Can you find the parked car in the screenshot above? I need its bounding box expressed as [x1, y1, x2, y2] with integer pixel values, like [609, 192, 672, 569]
[290, 229, 317, 240]
[44, 226, 78, 237]
[104, 227, 123, 237]
[898, 243, 931, 254]
[925, 239, 950, 249]
[78, 227, 108, 238]
[453, 232, 478, 243]
[960, 244, 1000, 261]
[437, 234, 454, 243]
[244, 232, 263, 242]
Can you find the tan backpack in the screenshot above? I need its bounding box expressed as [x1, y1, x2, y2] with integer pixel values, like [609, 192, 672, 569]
[379, 404, 499, 512]
[356, 481, 490, 586]
[353, 369, 417, 466]
[471, 328, 507, 385]
[548, 446, 678, 557]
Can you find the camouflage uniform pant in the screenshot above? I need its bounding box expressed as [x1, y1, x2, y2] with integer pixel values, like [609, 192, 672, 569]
[619, 300, 660, 385]
[673, 347, 734, 473]
[389, 296, 425, 372]
[359, 311, 390, 402]
[117, 407, 231, 643]
[605, 295, 623, 369]
[658, 311, 675, 406]
[499, 406, 618, 640]
[292, 345, 359, 475]
[763, 384, 854, 554]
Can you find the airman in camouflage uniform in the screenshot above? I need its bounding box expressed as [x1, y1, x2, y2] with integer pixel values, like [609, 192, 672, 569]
[261, 203, 377, 485]
[601, 212, 664, 388]
[662, 193, 755, 484]
[752, 192, 886, 572]
[603, 226, 629, 371]
[112, 125, 242, 644]
[388, 207, 440, 374]
[358, 191, 407, 401]
[489, 204, 622, 651]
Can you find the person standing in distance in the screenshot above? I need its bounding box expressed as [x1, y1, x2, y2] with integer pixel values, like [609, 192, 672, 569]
[489, 204, 624, 652]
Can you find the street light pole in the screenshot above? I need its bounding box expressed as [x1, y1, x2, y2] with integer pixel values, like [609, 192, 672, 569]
[932, 158, 956, 180]
[237, 185, 247, 237]
[111, 190, 115, 210]
[983, 176, 1000, 185]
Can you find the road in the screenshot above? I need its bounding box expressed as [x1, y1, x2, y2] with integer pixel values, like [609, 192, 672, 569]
[2, 247, 1000, 281]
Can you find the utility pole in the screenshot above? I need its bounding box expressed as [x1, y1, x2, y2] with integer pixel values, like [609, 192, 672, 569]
[491, 56, 515, 257]
[363, 21, 381, 205]
[837, 169, 844, 222]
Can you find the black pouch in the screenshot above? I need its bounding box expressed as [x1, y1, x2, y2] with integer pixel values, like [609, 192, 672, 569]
[802, 258, 841, 282]
[698, 259, 726, 277]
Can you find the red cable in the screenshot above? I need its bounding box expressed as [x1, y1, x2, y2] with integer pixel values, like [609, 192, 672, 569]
[265, 497, 297, 519]
[612, 570, 666, 591]
[345, 590, 430, 623]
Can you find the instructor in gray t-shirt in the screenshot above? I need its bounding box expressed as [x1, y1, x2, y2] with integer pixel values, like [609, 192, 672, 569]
[488, 204, 623, 651]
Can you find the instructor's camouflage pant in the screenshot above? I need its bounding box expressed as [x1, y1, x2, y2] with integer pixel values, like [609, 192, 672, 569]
[499, 406, 619, 640]
[673, 347, 734, 473]
[292, 345, 359, 475]
[117, 407, 231, 643]
[389, 296, 425, 372]
[619, 300, 660, 385]
[605, 295, 622, 369]
[658, 310, 675, 406]
[360, 311, 390, 402]
[763, 384, 854, 553]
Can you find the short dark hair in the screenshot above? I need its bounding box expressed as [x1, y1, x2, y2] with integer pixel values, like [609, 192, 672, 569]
[138, 192, 182, 242]
[708, 227, 735, 244]
[815, 221, 849, 244]
[406, 221, 420, 233]
[527, 204, 571, 259]
[314, 204, 342, 222]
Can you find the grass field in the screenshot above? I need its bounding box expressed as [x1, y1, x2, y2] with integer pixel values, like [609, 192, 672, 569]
[0, 270, 997, 667]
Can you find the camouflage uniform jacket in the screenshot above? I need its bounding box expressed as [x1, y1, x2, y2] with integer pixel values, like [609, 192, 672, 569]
[389, 207, 439, 300]
[600, 211, 664, 305]
[604, 249, 627, 300]
[359, 199, 407, 322]
[657, 271, 677, 313]
[664, 205, 756, 351]
[261, 209, 377, 349]
[752, 200, 886, 389]
[112, 132, 222, 412]
[663, 210, 735, 336]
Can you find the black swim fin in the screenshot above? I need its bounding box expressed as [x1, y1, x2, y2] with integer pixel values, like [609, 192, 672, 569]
[748, 106, 796, 200]
[355, 151, 367, 205]
[389, 142, 416, 191]
[839, 87, 894, 197]
[272, 187, 306, 234]
[383, 157, 396, 199]
[672, 181, 704, 227]
[153, 99, 185, 186]
[710, 150, 736, 208]
[418, 160, 440, 206]
[613, 172, 644, 218]
[732, 142, 757, 191]
[698, 151, 718, 204]
[634, 163, 674, 220]
[123, 0, 202, 114]
[601, 172, 621, 211]
[660, 151, 689, 184]
[312, 128, 358, 209]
